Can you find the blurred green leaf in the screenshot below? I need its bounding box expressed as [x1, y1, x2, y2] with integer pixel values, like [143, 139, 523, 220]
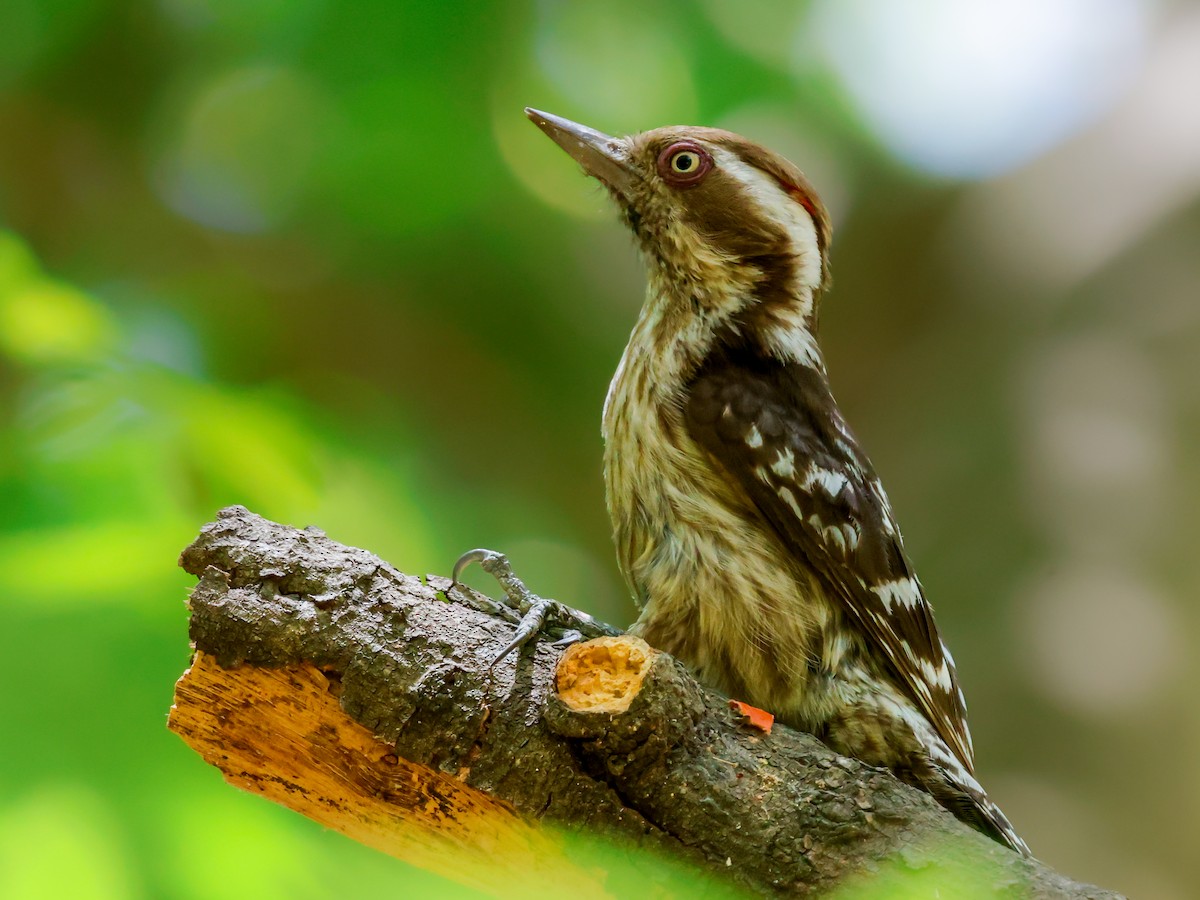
[828, 841, 1011, 900]
[0, 2, 1191, 896]
[155, 64, 330, 233]
[0, 279, 118, 365]
[0, 786, 139, 900]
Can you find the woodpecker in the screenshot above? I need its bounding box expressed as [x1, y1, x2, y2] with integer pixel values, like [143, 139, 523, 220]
[503, 108, 1029, 855]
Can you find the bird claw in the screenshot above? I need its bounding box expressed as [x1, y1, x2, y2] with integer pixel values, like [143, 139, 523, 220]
[450, 547, 624, 666]
[452, 548, 565, 666]
[451, 548, 506, 590]
[452, 548, 541, 613]
[549, 629, 583, 648]
[489, 595, 554, 668]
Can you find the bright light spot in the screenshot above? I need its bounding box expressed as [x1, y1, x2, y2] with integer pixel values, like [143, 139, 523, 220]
[1018, 334, 1167, 554]
[1023, 335, 1165, 491]
[122, 296, 206, 375]
[0, 280, 118, 365]
[0, 233, 117, 367]
[808, 0, 1150, 178]
[154, 64, 326, 233]
[1019, 565, 1181, 715]
[949, 6, 1200, 294]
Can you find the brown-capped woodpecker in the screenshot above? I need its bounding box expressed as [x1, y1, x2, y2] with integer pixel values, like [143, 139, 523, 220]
[519, 108, 1029, 856]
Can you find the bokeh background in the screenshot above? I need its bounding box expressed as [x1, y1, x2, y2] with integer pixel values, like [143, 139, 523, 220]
[2, 0, 1197, 896]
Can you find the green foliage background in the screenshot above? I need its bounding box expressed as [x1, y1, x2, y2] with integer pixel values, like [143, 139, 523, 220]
[2, 1, 1195, 897]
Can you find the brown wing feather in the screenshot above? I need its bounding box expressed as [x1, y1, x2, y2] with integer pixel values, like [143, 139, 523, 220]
[684, 347, 975, 770]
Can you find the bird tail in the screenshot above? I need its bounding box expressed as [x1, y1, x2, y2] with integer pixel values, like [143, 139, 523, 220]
[919, 750, 1031, 857]
[826, 687, 1032, 856]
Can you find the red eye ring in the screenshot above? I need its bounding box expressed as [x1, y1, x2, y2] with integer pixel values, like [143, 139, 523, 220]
[657, 141, 712, 187]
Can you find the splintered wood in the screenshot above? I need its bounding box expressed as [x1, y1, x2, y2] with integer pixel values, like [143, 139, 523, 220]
[554, 636, 657, 713]
[168, 652, 606, 897]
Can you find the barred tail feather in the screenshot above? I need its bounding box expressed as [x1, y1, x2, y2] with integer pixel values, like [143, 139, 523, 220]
[924, 759, 1030, 856]
[825, 682, 1031, 856]
[915, 737, 1031, 857]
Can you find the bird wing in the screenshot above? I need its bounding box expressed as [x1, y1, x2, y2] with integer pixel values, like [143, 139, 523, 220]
[684, 350, 975, 771]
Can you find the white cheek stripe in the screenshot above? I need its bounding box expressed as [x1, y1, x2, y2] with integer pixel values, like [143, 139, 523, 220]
[711, 148, 824, 299]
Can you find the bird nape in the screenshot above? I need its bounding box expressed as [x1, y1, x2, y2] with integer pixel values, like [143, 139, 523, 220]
[461, 107, 1030, 858]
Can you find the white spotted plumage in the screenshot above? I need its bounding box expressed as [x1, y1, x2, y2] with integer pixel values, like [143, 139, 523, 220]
[871, 578, 923, 611]
[803, 465, 851, 500]
[534, 112, 1030, 855]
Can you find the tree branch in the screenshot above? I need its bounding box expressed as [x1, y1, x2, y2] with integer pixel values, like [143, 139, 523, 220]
[169, 506, 1118, 898]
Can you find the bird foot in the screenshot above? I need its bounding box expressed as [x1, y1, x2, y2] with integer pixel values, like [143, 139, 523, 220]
[450, 548, 620, 666]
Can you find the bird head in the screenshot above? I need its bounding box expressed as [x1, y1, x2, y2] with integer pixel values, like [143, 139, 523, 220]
[526, 108, 832, 329]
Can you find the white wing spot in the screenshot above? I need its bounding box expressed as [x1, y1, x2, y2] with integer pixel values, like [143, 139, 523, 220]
[770, 447, 795, 478]
[871, 578, 922, 611]
[921, 659, 954, 691]
[833, 415, 855, 443]
[746, 425, 763, 448]
[778, 486, 804, 518]
[908, 675, 933, 701]
[870, 478, 895, 518]
[841, 523, 859, 550]
[940, 641, 956, 666]
[804, 466, 849, 499]
[823, 525, 846, 553]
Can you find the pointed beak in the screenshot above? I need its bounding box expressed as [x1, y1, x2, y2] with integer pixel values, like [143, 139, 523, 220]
[525, 108, 638, 200]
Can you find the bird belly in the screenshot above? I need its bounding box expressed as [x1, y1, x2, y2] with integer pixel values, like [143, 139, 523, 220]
[605, 387, 847, 730]
[631, 518, 843, 730]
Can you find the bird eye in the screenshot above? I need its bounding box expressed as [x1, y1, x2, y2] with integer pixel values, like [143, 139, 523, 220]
[670, 151, 700, 173]
[657, 142, 712, 187]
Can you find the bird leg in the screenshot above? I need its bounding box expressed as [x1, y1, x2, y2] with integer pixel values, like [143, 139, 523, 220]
[449, 548, 621, 667]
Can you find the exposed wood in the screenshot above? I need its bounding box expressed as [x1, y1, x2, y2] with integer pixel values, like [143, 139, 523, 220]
[169, 505, 1121, 898]
[170, 653, 607, 896]
[554, 636, 656, 714]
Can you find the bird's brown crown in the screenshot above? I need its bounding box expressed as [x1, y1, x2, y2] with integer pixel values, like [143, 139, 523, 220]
[621, 127, 830, 270]
[525, 110, 832, 317]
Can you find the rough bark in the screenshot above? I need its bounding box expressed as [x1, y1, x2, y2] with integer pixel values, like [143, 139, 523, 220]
[169, 506, 1119, 898]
